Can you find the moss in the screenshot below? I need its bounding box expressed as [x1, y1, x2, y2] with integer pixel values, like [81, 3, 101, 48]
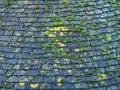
[93, 4, 97, 8]
[42, 43, 50, 50]
[29, 76, 34, 80]
[70, 53, 78, 60]
[61, 52, 67, 57]
[81, 30, 88, 37]
[51, 20, 65, 27]
[78, 2, 82, 7]
[45, 5, 49, 11]
[61, 0, 68, 5]
[31, 35, 35, 39]
[8, 29, 13, 33]
[3, 82, 7, 86]
[108, 72, 113, 75]
[102, 48, 109, 54]
[117, 56, 120, 61]
[33, 5, 39, 10]
[54, 48, 61, 54]
[43, 31, 50, 36]
[84, 2, 89, 7]
[106, 35, 112, 42]
[50, 17, 65, 27]
[66, 15, 74, 20]
[4, 0, 10, 7]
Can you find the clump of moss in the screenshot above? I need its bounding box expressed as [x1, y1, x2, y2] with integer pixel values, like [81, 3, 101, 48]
[78, 2, 82, 7]
[42, 43, 50, 50]
[3, 82, 8, 86]
[29, 76, 34, 80]
[8, 29, 13, 33]
[4, 0, 11, 7]
[81, 30, 88, 37]
[106, 35, 112, 42]
[33, 5, 39, 10]
[43, 31, 50, 36]
[69, 53, 78, 60]
[117, 56, 120, 61]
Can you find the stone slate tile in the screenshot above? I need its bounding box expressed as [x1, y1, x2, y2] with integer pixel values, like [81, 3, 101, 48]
[7, 76, 19, 82]
[22, 54, 31, 59]
[9, 36, 19, 42]
[0, 36, 9, 41]
[31, 76, 44, 83]
[0, 41, 8, 46]
[6, 59, 18, 65]
[33, 49, 44, 54]
[44, 77, 55, 83]
[62, 83, 75, 89]
[22, 48, 33, 53]
[0, 69, 6, 74]
[106, 85, 119, 90]
[14, 70, 26, 76]
[4, 53, 15, 58]
[27, 70, 39, 76]
[0, 30, 4, 35]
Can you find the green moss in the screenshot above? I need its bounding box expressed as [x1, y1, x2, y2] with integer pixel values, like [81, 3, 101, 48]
[109, 72, 113, 75]
[78, 2, 82, 7]
[118, 2, 120, 8]
[117, 56, 120, 61]
[66, 15, 74, 20]
[3, 82, 7, 86]
[29, 76, 34, 80]
[84, 2, 89, 7]
[62, 0, 68, 5]
[54, 48, 61, 54]
[42, 43, 50, 50]
[70, 53, 78, 60]
[81, 30, 88, 37]
[4, 0, 10, 7]
[93, 4, 97, 8]
[104, 21, 108, 25]
[43, 31, 50, 36]
[102, 48, 109, 54]
[50, 17, 64, 27]
[31, 35, 35, 39]
[33, 5, 39, 10]
[8, 29, 13, 33]
[79, 47, 87, 52]
[51, 20, 64, 27]
[61, 52, 67, 57]
[106, 35, 112, 42]
[45, 5, 49, 11]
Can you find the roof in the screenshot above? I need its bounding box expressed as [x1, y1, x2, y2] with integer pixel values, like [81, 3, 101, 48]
[0, 0, 120, 89]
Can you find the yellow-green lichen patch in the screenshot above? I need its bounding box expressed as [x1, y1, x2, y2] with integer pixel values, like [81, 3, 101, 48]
[30, 83, 39, 89]
[57, 77, 62, 87]
[49, 26, 68, 32]
[19, 82, 25, 86]
[68, 69, 72, 74]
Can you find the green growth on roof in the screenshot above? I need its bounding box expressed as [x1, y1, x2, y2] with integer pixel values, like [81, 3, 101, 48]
[106, 35, 112, 42]
[4, 0, 11, 7]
